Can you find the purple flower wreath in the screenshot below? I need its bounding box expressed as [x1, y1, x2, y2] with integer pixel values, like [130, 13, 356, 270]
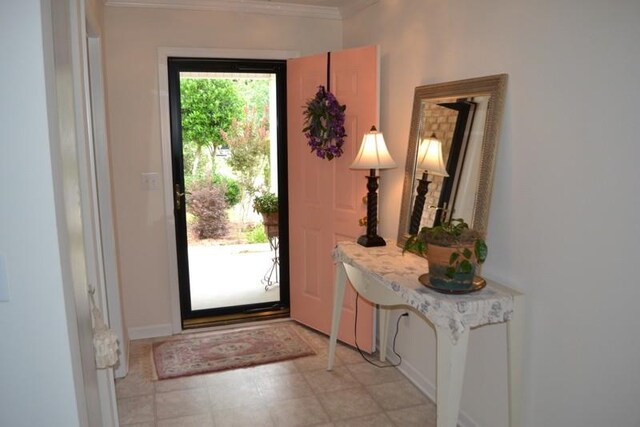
[302, 86, 347, 161]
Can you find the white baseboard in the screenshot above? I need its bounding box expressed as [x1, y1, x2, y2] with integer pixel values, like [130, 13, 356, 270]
[386, 345, 480, 427]
[128, 323, 173, 340]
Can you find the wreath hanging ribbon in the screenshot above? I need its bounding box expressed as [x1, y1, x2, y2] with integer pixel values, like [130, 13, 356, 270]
[302, 52, 347, 161]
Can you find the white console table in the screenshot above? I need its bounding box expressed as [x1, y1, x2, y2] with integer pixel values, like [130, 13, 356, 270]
[327, 241, 523, 427]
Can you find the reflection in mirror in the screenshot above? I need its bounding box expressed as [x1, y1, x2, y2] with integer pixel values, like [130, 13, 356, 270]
[397, 75, 507, 248]
[410, 96, 489, 229]
[408, 132, 449, 235]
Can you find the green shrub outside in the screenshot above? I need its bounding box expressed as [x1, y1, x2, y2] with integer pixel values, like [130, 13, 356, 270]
[245, 224, 268, 243]
[187, 174, 241, 210]
[212, 174, 241, 207]
[186, 212, 196, 225]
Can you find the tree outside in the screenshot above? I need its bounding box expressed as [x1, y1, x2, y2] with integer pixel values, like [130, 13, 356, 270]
[180, 76, 273, 244]
[180, 78, 243, 185]
[221, 104, 270, 224]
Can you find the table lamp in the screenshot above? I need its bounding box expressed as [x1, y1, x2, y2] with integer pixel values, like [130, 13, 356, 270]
[350, 126, 397, 247]
[408, 133, 449, 235]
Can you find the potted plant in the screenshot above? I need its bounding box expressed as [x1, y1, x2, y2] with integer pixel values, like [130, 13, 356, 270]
[253, 192, 279, 237]
[404, 218, 488, 292]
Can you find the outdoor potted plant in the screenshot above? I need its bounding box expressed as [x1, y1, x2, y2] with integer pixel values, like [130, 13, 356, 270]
[253, 192, 279, 237]
[404, 218, 488, 293]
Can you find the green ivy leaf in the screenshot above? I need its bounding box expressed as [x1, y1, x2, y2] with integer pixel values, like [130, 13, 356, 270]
[459, 259, 474, 273]
[446, 266, 456, 278]
[462, 248, 473, 259]
[449, 252, 460, 264]
[475, 240, 488, 263]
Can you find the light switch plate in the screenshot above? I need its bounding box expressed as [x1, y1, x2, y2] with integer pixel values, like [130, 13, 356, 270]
[0, 255, 9, 302]
[141, 172, 159, 191]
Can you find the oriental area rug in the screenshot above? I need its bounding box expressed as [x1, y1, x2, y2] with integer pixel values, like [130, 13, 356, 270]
[152, 323, 316, 380]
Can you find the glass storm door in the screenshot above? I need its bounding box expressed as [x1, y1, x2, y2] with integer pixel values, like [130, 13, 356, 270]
[167, 58, 289, 327]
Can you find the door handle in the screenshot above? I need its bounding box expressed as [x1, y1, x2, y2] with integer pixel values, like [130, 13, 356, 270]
[174, 184, 185, 210]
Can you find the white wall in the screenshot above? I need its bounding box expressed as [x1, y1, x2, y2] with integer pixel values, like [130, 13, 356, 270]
[344, 1, 640, 426]
[103, 6, 342, 332]
[0, 1, 82, 426]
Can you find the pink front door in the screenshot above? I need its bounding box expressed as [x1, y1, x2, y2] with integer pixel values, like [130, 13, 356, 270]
[288, 45, 378, 351]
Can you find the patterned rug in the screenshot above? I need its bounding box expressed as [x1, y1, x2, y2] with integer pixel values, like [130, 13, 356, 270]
[152, 323, 316, 380]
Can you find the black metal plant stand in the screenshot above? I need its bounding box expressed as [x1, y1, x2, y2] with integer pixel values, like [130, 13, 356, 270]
[262, 234, 279, 290]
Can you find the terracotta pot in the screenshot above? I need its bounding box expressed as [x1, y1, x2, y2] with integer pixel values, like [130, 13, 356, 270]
[426, 242, 476, 291]
[261, 212, 278, 226]
[261, 212, 279, 238]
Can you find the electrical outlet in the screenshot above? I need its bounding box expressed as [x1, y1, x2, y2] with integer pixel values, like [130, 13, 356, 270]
[401, 311, 409, 324]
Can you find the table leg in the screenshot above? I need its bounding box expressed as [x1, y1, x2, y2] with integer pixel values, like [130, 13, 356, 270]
[378, 307, 390, 362]
[327, 262, 347, 371]
[436, 327, 470, 427]
[508, 294, 524, 427]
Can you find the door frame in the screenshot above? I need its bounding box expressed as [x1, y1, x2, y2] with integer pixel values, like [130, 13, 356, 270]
[86, 35, 128, 380]
[84, 34, 122, 423]
[167, 56, 290, 324]
[157, 48, 299, 333]
[43, 0, 118, 424]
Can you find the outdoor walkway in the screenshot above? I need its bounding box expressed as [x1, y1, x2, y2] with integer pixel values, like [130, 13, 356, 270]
[188, 242, 280, 311]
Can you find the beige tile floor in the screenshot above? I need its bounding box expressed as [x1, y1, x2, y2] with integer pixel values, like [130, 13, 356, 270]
[116, 323, 437, 426]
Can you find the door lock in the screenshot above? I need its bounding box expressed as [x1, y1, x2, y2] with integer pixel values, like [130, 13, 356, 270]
[174, 184, 185, 210]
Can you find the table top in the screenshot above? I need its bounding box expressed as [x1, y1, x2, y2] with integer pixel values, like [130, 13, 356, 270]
[333, 241, 517, 342]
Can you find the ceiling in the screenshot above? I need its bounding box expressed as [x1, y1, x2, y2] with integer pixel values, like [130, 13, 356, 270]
[259, 0, 378, 16]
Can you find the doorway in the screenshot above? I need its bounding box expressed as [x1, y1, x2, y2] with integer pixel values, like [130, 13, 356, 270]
[167, 58, 289, 328]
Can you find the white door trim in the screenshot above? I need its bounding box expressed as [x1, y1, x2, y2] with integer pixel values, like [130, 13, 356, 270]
[78, 9, 120, 427]
[157, 47, 300, 333]
[43, 0, 118, 424]
[84, 34, 124, 427]
[86, 36, 129, 380]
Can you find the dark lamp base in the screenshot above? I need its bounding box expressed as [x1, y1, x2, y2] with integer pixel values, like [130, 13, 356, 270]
[356, 234, 386, 247]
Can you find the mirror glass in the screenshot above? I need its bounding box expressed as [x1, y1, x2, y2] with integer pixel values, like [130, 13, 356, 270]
[397, 75, 507, 247]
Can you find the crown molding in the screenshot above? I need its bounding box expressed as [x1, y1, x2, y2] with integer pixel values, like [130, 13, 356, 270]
[105, 0, 342, 20]
[338, 0, 378, 19]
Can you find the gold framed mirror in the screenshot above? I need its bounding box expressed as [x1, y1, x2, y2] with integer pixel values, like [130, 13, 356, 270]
[397, 74, 507, 247]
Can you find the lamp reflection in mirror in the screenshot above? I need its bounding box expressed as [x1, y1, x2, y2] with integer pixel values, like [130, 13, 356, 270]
[408, 133, 449, 235]
[350, 126, 397, 247]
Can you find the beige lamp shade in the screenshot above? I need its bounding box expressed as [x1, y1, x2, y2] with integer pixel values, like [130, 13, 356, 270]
[350, 126, 397, 170]
[416, 134, 449, 177]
